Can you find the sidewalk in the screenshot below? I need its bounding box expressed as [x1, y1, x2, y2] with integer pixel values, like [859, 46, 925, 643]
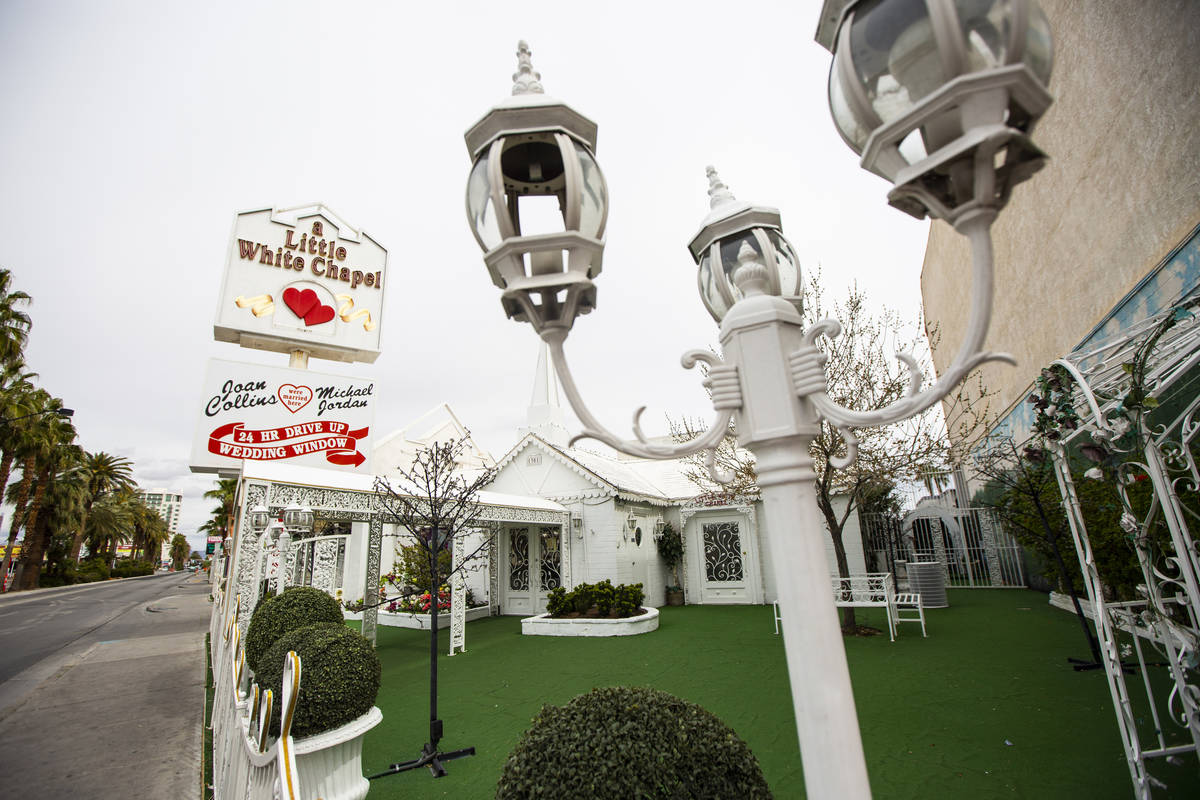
[0, 574, 211, 799]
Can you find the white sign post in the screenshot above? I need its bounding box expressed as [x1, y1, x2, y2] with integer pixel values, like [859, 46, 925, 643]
[190, 358, 376, 475]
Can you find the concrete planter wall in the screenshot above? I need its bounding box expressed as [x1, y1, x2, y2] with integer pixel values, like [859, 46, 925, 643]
[378, 605, 491, 630]
[521, 607, 659, 637]
[292, 707, 383, 800]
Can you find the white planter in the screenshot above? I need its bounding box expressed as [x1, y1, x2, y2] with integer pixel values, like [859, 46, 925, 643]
[292, 706, 383, 800]
[378, 605, 491, 630]
[521, 607, 659, 637]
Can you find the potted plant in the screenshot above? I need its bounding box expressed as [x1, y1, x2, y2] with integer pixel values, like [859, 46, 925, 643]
[655, 523, 685, 606]
[255, 622, 383, 800]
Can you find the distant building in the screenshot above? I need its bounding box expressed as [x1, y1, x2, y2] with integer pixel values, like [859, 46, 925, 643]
[140, 488, 183, 564]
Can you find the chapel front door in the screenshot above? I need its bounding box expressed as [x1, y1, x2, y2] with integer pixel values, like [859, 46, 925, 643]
[502, 526, 563, 615]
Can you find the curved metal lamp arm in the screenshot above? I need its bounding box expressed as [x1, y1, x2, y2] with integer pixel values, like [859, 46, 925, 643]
[800, 210, 1015, 429]
[546, 338, 741, 461]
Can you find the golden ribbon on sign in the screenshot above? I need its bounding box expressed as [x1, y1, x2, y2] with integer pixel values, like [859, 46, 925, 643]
[336, 294, 376, 331]
[234, 294, 274, 317]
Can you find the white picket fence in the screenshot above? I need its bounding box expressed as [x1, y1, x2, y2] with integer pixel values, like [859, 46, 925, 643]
[210, 594, 382, 800]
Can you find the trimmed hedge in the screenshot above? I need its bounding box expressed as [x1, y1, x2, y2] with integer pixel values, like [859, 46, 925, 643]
[255, 622, 381, 738]
[244, 586, 344, 674]
[496, 686, 772, 799]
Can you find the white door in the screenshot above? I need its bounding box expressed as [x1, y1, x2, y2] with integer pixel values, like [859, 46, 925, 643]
[501, 526, 563, 615]
[695, 516, 753, 604]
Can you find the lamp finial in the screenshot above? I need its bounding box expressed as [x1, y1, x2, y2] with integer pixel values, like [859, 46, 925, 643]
[731, 241, 770, 297]
[512, 40, 544, 96]
[705, 166, 736, 209]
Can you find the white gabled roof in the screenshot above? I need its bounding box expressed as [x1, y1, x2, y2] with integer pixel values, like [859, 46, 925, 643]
[492, 433, 704, 507]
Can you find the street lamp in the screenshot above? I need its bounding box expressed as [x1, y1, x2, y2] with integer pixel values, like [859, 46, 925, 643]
[274, 504, 314, 595]
[0, 407, 74, 426]
[466, 20, 1051, 799]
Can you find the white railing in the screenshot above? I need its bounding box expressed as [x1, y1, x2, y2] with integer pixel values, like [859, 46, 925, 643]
[210, 598, 382, 800]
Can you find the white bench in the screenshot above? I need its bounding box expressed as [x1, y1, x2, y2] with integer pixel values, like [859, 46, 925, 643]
[830, 573, 926, 641]
[771, 574, 927, 641]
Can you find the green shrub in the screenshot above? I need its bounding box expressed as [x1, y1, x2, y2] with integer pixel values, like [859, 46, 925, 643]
[546, 581, 645, 619]
[77, 558, 109, 582]
[255, 622, 381, 738]
[244, 586, 343, 674]
[614, 582, 644, 617]
[496, 686, 771, 799]
[111, 560, 155, 578]
[545, 586, 568, 617]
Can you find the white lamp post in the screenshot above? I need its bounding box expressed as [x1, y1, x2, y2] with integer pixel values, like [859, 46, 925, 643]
[275, 505, 314, 595]
[466, 18, 1051, 797]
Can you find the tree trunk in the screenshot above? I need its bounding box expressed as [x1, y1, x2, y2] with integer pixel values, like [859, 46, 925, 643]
[817, 489, 858, 633]
[0, 458, 34, 590]
[17, 490, 53, 590]
[69, 499, 94, 564]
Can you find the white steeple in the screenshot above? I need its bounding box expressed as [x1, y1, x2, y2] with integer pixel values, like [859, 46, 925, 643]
[520, 342, 571, 449]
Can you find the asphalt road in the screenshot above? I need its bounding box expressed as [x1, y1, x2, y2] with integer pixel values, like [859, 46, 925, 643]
[0, 571, 211, 799]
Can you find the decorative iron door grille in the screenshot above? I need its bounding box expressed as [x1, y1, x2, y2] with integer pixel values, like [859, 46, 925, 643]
[702, 521, 743, 582]
[539, 527, 561, 591]
[509, 529, 530, 591]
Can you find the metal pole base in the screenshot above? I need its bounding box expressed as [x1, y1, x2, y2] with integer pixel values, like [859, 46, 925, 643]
[368, 741, 476, 780]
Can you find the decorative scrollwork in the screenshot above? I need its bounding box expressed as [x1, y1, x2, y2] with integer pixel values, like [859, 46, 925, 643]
[702, 521, 743, 582]
[548, 339, 739, 463]
[800, 218, 1014, 431]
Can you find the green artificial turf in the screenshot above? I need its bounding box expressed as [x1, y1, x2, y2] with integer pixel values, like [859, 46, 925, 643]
[350, 590, 1199, 799]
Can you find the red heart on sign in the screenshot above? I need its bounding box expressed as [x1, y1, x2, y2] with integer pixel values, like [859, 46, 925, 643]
[277, 384, 313, 413]
[282, 287, 319, 319]
[304, 304, 336, 326]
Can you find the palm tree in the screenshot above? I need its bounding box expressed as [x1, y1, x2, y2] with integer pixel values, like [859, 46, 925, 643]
[25, 457, 87, 583]
[169, 533, 189, 571]
[129, 496, 169, 563]
[1, 390, 70, 588]
[0, 269, 32, 368]
[84, 493, 133, 566]
[0, 362, 38, 496]
[14, 403, 78, 590]
[69, 451, 135, 564]
[202, 477, 239, 541]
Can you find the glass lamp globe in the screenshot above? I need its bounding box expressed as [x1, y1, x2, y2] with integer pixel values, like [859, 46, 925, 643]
[689, 167, 802, 323]
[282, 504, 314, 534]
[250, 505, 270, 534]
[464, 41, 608, 336]
[827, 0, 1054, 219]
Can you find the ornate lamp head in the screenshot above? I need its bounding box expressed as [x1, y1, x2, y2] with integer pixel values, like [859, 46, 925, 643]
[250, 505, 270, 534]
[465, 41, 609, 338]
[688, 167, 802, 323]
[826, 0, 1054, 222]
[282, 504, 314, 535]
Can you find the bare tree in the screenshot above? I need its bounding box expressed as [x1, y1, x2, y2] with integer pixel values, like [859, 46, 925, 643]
[675, 270, 993, 634]
[371, 435, 497, 779]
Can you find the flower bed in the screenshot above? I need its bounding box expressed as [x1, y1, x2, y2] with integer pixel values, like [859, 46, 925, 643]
[379, 605, 492, 630]
[522, 606, 659, 637]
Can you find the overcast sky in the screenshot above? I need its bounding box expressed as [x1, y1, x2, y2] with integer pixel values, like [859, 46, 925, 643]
[0, 0, 931, 555]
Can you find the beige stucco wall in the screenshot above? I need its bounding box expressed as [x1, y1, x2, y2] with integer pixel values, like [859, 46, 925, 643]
[920, 1, 1200, 436]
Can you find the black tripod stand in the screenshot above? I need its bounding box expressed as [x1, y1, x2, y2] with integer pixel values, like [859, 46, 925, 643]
[368, 524, 475, 780]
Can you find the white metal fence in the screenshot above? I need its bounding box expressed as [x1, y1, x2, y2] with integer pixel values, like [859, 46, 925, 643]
[860, 506, 1026, 588]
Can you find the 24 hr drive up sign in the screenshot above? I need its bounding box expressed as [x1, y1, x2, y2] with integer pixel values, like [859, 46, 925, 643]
[213, 204, 387, 364]
[190, 358, 375, 475]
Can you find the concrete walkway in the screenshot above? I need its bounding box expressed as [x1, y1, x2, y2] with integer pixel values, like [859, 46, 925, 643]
[0, 572, 211, 799]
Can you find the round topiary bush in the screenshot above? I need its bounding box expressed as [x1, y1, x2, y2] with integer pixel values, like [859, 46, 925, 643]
[255, 622, 381, 738]
[495, 686, 772, 799]
[244, 586, 344, 673]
